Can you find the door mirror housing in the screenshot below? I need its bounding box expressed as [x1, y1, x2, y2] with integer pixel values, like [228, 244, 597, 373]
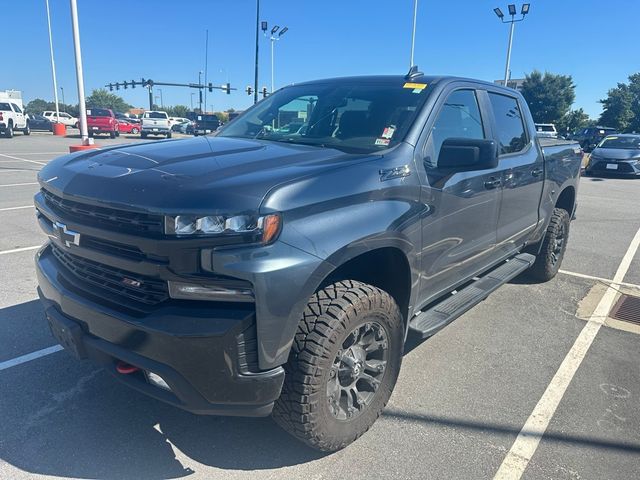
[437, 138, 498, 171]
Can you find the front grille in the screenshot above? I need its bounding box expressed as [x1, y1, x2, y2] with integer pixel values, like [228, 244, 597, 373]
[590, 161, 635, 173]
[42, 188, 164, 234]
[51, 245, 169, 306]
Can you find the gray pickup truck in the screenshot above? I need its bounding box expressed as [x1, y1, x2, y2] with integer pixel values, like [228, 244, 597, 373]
[34, 70, 582, 451]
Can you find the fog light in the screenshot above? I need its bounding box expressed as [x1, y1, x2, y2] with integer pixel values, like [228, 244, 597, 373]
[146, 371, 170, 390]
[168, 281, 254, 302]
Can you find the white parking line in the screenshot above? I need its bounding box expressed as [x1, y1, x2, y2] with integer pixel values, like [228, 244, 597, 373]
[0, 205, 34, 212]
[0, 182, 39, 188]
[0, 345, 63, 372]
[559, 269, 640, 289]
[0, 245, 41, 255]
[2, 152, 65, 155]
[0, 153, 47, 166]
[494, 225, 640, 480]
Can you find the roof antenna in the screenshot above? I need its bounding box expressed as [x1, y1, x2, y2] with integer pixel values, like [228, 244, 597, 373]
[405, 65, 424, 80]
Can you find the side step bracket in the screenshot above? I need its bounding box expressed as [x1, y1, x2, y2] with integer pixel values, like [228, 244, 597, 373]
[408, 253, 535, 339]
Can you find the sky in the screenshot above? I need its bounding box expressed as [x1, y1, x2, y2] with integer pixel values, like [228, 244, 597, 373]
[3, 0, 638, 118]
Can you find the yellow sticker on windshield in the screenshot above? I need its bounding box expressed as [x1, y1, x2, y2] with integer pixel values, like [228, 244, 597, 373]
[403, 82, 427, 90]
[605, 136, 618, 140]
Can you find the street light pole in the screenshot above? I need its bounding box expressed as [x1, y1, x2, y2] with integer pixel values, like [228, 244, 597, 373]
[267, 26, 288, 93]
[410, 0, 418, 68]
[198, 71, 203, 112]
[494, 4, 530, 87]
[157, 88, 164, 108]
[45, 0, 60, 121]
[253, 0, 260, 104]
[60, 87, 65, 111]
[69, 0, 91, 145]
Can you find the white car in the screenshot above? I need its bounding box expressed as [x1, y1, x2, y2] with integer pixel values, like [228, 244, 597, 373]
[141, 111, 171, 138]
[43, 111, 79, 128]
[169, 117, 190, 127]
[535, 123, 558, 138]
[0, 101, 30, 138]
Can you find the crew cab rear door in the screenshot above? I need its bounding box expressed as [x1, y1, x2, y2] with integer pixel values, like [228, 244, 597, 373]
[485, 91, 544, 254]
[415, 85, 502, 303]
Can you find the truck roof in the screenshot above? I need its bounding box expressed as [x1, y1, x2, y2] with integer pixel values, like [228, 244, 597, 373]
[292, 74, 517, 93]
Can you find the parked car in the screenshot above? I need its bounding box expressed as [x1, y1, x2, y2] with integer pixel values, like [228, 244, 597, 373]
[116, 119, 140, 135]
[535, 123, 557, 138]
[585, 134, 640, 177]
[34, 72, 582, 452]
[192, 114, 220, 135]
[169, 117, 190, 127]
[86, 108, 119, 138]
[141, 111, 171, 138]
[0, 101, 30, 137]
[43, 111, 78, 128]
[28, 114, 53, 132]
[171, 120, 192, 133]
[571, 126, 617, 152]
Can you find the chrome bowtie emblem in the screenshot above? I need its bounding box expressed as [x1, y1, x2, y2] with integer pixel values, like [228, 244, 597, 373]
[53, 221, 81, 248]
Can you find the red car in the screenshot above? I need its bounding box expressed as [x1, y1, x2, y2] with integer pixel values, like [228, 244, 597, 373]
[117, 119, 140, 135]
[87, 108, 119, 138]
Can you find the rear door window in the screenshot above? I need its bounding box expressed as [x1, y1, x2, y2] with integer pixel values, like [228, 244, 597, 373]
[0, 102, 11, 111]
[488, 93, 528, 155]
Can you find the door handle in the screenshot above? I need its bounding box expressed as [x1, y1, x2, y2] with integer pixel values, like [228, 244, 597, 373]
[484, 177, 501, 189]
[531, 167, 544, 177]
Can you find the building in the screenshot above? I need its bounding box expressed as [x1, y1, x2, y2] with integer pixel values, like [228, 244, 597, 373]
[0, 90, 23, 108]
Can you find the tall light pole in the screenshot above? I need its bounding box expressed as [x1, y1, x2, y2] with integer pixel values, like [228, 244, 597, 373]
[157, 88, 164, 108]
[60, 86, 65, 111]
[266, 25, 288, 93]
[198, 70, 203, 112]
[410, 0, 418, 68]
[494, 4, 530, 87]
[69, 0, 91, 145]
[253, 0, 260, 104]
[45, 0, 60, 122]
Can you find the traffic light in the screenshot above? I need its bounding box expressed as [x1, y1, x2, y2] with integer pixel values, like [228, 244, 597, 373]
[131, 80, 136, 89]
[115, 82, 120, 90]
[123, 81, 128, 89]
[246, 86, 253, 96]
[141, 77, 146, 86]
[108, 83, 113, 91]
[225, 82, 231, 94]
[208, 82, 213, 92]
[261, 86, 268, 98]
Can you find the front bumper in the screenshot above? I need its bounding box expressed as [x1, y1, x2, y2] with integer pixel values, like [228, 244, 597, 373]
[586, 159, 640, 176]
[36, 244, 285, 416]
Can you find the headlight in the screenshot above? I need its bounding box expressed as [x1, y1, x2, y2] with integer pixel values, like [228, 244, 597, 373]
[165, 213, 281, 244]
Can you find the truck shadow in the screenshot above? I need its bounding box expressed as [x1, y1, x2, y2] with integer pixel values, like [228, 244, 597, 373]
[0, 301, 326, 479]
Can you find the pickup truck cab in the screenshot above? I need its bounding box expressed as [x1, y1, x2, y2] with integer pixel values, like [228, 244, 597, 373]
[192, 114, 220, 136]
[86, 108, 118, 138]
[141, 111, 171, 138]
[43, 111, 79, 129]
[34, 72, 582, 452]
[0, 101, 30, 137]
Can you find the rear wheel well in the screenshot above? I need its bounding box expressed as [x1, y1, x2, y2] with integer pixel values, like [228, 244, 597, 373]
[320, 248, 411, 323]
[555, 186, 575, 215]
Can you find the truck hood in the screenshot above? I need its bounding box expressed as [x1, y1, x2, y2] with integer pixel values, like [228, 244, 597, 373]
[38, 136, 374, 215]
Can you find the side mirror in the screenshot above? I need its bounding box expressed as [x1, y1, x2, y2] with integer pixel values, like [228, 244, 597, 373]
[437, 138, 498, 171]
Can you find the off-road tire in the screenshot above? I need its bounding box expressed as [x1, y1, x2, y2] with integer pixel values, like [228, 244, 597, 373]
[23, 122, 31, 136]
[272, 280, 403, 452]
[528, 208, 570, 282]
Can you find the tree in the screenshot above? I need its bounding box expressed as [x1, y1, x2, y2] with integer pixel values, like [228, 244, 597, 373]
[520, 71, 575, 125]
[25, 98, 79, 117]
[599, 83, 633, 131]
[85, 89, 132, 113]
[165, 105, 190, 117]
[213, 111, 229, 123]
[557, 108, 590, 136]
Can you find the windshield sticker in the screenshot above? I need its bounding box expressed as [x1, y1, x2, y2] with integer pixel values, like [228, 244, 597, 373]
[403, 82, 427, 92]
[375, 138, 391, 146]
[381, 126, 396, 139]
[605, 136, 618, 140]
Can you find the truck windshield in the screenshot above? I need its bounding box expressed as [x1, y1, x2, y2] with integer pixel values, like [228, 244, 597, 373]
[217, 82, 430, 153]
[598, 136, 640, 149]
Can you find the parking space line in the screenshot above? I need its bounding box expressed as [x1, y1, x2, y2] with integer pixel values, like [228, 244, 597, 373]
[559, 269, 640, 289]
[0, 245, 41, 255]
[2, 152, 66, 155]
[0, 153, 47, 166]
[494, 225, 640, 480]
[0, 345, 63, 372]
[0, 205, 34, 212]
[0, 182, 39, 188]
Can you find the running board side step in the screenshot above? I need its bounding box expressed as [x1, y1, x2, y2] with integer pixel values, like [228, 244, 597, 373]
[409, 253, 536, 339]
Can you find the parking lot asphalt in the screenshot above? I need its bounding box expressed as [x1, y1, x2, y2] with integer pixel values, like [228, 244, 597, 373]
[1, 132, 639, 480]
